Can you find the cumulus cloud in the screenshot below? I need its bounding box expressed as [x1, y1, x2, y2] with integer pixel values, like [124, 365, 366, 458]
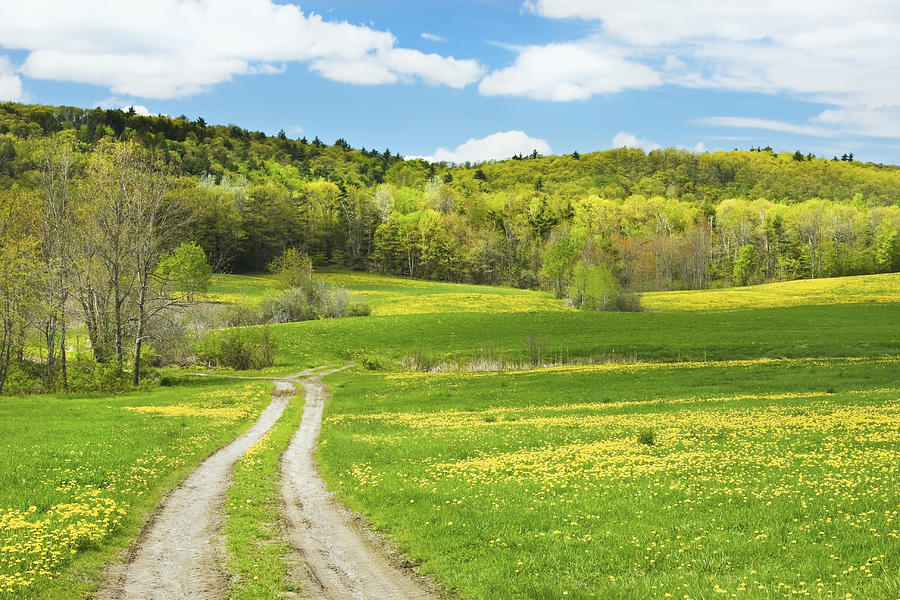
[421, 32, 446, 42]
[0, 56, 24, 101]
[516, 1, 900, 139]
[97, 97, 153, 116]
[479, 42, 660, 101]
[413, 131, 552, 164]
[0, 0, 482, 99]
[611, 131, 661, 152]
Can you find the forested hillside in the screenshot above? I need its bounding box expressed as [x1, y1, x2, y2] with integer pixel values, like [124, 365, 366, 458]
[2, 101, 899, 297]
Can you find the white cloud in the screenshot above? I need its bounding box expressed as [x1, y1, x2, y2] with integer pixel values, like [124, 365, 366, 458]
[517, 1, 900, 140]
[288, 125, 305, 137]
[686, 141, 706, 153]
[380, 48, 484, 88]
[698, 116, 834, 138]
[0, 56, 24, 101]
[479, 42, 661, 101]
[610, 132, 705, 153]
[421, 32, 446, 42]
[0, 0, 482, 99]
[611, 131, 661, 152]
[97, 97, 153, 116]
[413, 130, 552, 164]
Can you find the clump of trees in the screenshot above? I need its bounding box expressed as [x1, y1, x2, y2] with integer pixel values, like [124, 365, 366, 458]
[0, 134, 210, 394]
[259, 248, 370, 323]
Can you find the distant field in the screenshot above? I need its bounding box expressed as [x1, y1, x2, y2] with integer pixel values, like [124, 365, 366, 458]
[205, 271, 566, 315]
[319, 357, 900, 599]
[317, 271, 567, 315]
[0, 378, 271, 598]
[198, 272, 900, 376]
[642, 272, 900, 311]
[202, 274, 281, 306]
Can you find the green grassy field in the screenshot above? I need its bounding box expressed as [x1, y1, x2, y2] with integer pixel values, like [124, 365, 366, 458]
[202, 272, 900, 376]
[0, 378, 272, 598]
[1, 270, 898, 598]
[318, 357, 900, 599]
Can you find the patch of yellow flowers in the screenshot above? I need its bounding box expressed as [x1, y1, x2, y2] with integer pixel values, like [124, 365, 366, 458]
[0, 385, 268, 595]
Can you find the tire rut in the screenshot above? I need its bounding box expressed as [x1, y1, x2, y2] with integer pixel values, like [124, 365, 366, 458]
[280, 372, 437, 600]
[95, 377, 297, 600]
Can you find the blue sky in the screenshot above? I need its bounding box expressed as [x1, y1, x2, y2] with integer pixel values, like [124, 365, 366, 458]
[1, 1, 899, 163]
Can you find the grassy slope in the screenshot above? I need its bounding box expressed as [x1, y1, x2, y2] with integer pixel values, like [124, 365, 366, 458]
[642, 272, 900, 312]
[203, 273, 900, 377]
[0, 378, 272, 598]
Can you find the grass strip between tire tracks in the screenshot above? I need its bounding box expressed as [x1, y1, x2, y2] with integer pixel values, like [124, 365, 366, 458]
[225, 382, 303, 599]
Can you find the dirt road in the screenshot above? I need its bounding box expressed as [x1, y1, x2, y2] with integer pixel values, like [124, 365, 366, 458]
[96, 366, 436, 599]
[95, 378, 296, 600]
[280, 373, 437, 600]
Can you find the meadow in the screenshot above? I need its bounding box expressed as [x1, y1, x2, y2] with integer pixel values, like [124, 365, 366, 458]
[318, 357, 900, 599]
[0, 377, 272, 598]
[0, 270, 897, 598]
[211, 272, 900, 375]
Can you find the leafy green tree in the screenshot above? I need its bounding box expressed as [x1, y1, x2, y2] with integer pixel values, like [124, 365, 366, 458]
[568, 261, 619, 310]
[269, 247, 313, 289]
[733, 244, 760, 286]
[541, 232, 583, 297]
[156, 242, 212, 301]
[874, 220, 899, 273]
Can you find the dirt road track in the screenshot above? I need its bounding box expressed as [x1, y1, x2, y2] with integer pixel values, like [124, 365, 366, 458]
[95, 378, 296, 600]
[280, 373, 437, 600]
[96, 366, 437, 600]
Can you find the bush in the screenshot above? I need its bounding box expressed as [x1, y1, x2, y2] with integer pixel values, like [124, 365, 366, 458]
[269, 248, 313, 288]
[637, 427, 657, 446]
[64, 360, 131, 394]
[195, 327, 276, 370]
[568, 261, 643, 312]
[258, 282, 371, 323]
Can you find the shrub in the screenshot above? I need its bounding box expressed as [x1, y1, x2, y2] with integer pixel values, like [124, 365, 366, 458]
[258, 282, 371, 323]
[525, 335, 547, 366]
[268, 248, 313, 288]
[568, 261, 643, 312]
[637, 427, 656, 446]
[195, 327, 276, 370]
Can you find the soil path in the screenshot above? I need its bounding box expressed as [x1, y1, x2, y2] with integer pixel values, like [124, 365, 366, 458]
[280, 373, 437, 600]
[95, 375, 300, 600]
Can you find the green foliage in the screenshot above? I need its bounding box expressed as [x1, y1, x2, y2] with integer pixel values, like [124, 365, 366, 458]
[875, 219, 900, 273]
[733, 243, 760, 285]
[637, 427, 657, 446]
[195, 327, 276, 370]
[268, 248, 313, 289]
[156, 242, 212, 299]
[567, 261, 640, 311]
